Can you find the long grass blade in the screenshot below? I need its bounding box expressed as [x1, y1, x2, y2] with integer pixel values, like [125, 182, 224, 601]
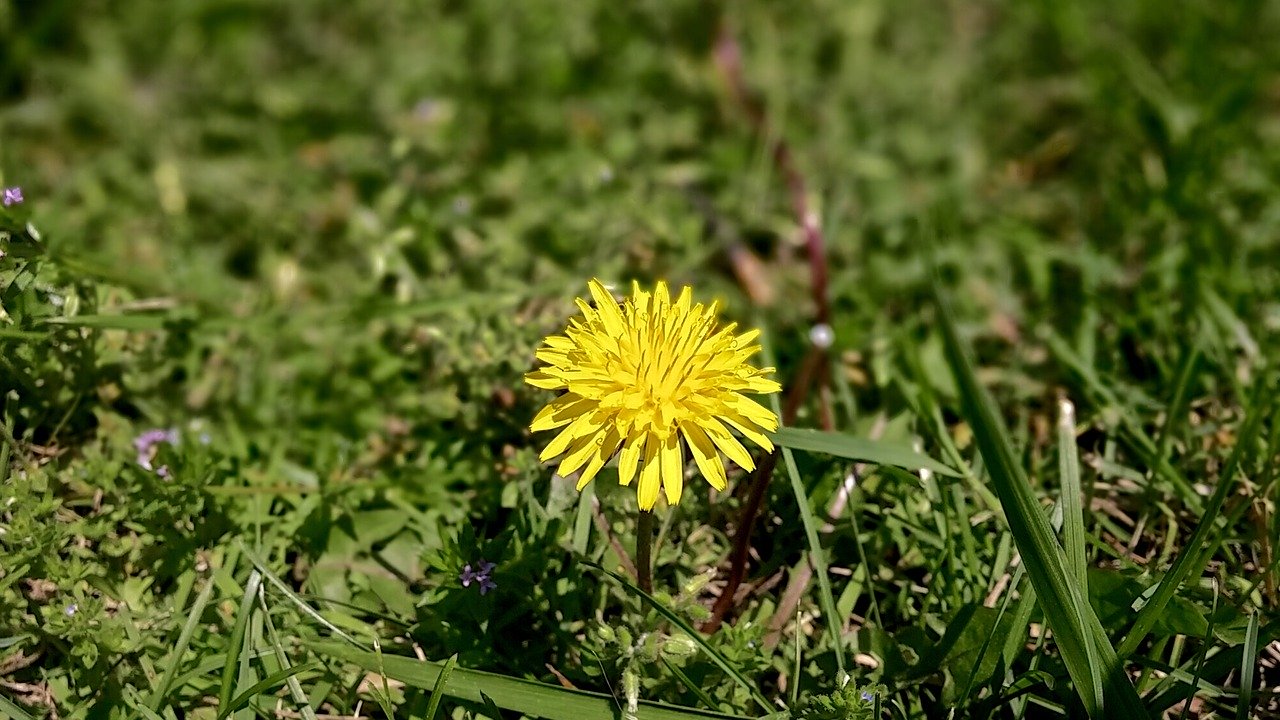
[934, 281, 1145, 718]
[239, 541, 359, 646]
[0, 693, 36, 720]
[425, 654, 459, 720]
[771, 426, 958, 477]
[148, 578, 215, 711]
[218, 569, 263, 712]
[313, 641, 749, 720]
[1057, 398, 1087, 586]
[259, 591, 319, 720]
[779, 444, 846, 675]
[1236, 612, 1259, 720]
[218, 662, 323, 720]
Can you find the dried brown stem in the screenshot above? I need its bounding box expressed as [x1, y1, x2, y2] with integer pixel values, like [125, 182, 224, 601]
[592, 496, 639, 581]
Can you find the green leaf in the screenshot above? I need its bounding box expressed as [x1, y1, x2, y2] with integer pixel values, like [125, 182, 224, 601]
[770, 426, 958, 477]
[313, 642, 751, 720]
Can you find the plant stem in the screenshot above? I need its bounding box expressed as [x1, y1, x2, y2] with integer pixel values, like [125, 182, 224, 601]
[636, 510, 655, 593]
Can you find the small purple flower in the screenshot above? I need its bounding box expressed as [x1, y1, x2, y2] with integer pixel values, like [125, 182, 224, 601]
[861, 690, 875, 702]
[2, 187, 21, 207]
[460, 558, 497, 594]
[134, 428, 179, 472]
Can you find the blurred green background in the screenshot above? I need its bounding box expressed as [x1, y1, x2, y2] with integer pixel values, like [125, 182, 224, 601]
[2, 1, 1279, 718]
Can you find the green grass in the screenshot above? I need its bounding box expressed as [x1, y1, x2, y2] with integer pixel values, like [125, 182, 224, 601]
[2, 1, 1279, 718]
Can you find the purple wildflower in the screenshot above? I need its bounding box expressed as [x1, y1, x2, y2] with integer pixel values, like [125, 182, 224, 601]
[459, 558, 497, 594]
[861, 690, 875, 702]
[134, 428, 179, 472]
[2, 187, 21, 207]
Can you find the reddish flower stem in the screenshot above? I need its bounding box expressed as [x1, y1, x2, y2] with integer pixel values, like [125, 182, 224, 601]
[703, 21, 837, 633]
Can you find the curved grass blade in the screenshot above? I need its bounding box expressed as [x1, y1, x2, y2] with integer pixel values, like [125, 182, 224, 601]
[313, 641, 750, 720]
[779, 445, 846, 676]
[661, 655, 719, 712]
[239, 541, 359, 646]
[218, 569, 263, 712]
[771, 427, 958, 477]
[218, 662, 323, 720]
[0, 693, 36, 720]
[1057, 398, 1087, 586]
[425, 654, 459, 720]
[934, 281, 1145, 718]
[259, 591, 318, 720]
[148, 578, 215, 711]
[1236, 612, 1259, 720]
[588, 563, 773, 713]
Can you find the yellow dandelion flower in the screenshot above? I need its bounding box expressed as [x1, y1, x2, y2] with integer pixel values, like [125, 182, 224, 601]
[526, 279, 782, 511]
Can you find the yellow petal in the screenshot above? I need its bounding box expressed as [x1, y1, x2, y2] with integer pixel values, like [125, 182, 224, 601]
[530, 393, 592, 432]
[575, 425, 621, 490]
[557, 427, 606, 477]
[700, 416, 756, 471]
[680, 420, 727, 491]
[588, 280, 626, 336]
[720, 414, 774, 453]
[616, 427, 645, 487]
[540, 412, 603, 461]
[723, 392, 778, 428]
[659, 432, 684, 506]
[524, 370, 565, 390]
[636, 434, 662, 511]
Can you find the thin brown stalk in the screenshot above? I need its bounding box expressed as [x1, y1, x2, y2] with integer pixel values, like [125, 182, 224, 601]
[703, 19, 838, 633]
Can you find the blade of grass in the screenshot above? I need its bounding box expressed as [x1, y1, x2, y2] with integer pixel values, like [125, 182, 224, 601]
[589, 563, 773, 713]
[239, 541, 359, 646]
[425, 654, 459, 720]
[218, 662, 323, 720]
[0, 693, 36, 720]
[314, 641, 750, 720]
[661, 655, 719, 712]
[148, 578, 215, 711]
[367, 638, 398, 719]
[1176, 581, 1218, 720]
[771, 426, 958, 478]
[1153, 346, 1201, 463]
[779, 444, 846, 676]
[218, 569, 263, 712]
[1058, 398, 1087, 586]
[1235, 612, 1259, 720]
[259, 591, 319, 720]
[1117, 384, 1272, 658]
[934, 281, 1145, 718]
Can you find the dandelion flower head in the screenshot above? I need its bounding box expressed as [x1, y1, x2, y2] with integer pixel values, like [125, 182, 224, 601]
[526, 279, 781, 510]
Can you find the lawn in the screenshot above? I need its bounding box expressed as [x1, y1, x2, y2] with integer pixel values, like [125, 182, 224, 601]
[1, 1, 1278, 718]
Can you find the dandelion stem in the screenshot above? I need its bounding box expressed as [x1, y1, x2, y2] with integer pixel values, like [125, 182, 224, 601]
[636, 510, 655, 593]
